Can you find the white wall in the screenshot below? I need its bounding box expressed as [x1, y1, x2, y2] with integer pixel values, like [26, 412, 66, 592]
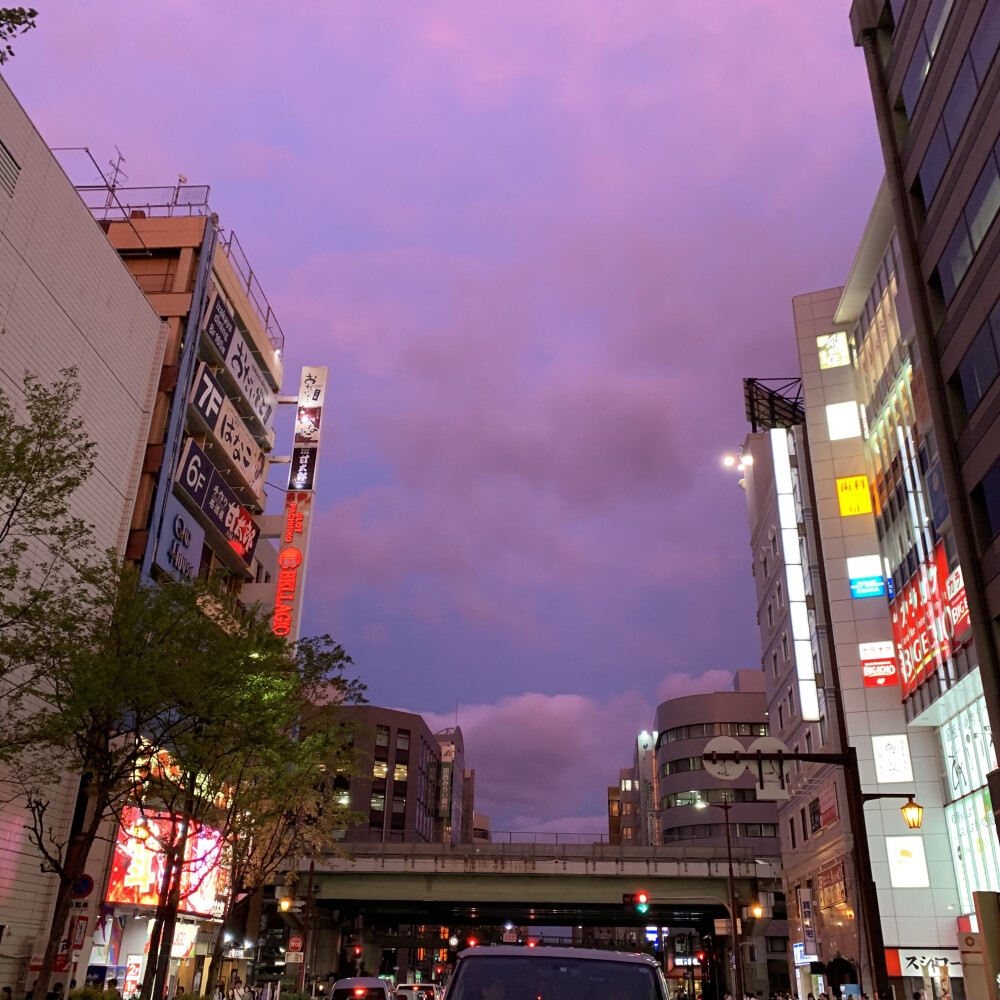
[0, 75, 165, 986]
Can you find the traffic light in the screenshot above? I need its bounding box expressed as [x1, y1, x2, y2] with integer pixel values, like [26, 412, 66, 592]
[622, 891, 650, 914]
[353, 946, 362, 957]
[696, 951, 705, 964]
[467, 937, 478, 947]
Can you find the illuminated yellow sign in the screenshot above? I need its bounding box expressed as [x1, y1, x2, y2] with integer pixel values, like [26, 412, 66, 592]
[837, 475, 873, 516]
[818, 332, 850, 369]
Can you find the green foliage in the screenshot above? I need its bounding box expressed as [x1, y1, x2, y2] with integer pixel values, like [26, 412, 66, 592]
[0, 7, 37, 64]
[67, 988, 109, 1000]
[0, 367, 96, 638]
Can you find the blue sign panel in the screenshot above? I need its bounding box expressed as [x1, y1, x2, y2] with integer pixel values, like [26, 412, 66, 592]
[850, 576, 886, 599]
[926, 458, 950, 531]
[154, 493, 205, 581]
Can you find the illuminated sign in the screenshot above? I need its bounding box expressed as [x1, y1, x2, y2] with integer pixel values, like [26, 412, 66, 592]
[190, 363, 267, 501]
[201, 291, 277, 430]
[106, 806, 228, 917]
[272, 365, 327, 640]
[153, 494, 205, 582]
[826, 401, 862, 440]
[817, 332, 850, 369]
[886, 836, 930, 888]
[847, 555, 885, 599]
[816, 861, 846, 909]
[797, 887, 818, 957]
[859, 640, 898, 687]
[836, 475, 873, 516]
[793, 942, 817, 966]
[872, 734, 913, 783]
[891, 540, 971, 698]
[771, 428, 820, 721]
[175, 438, 260, 567]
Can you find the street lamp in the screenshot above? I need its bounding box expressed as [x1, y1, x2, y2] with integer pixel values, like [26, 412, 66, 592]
[901, 796, 923, 830]
[751, 903, 763, 919]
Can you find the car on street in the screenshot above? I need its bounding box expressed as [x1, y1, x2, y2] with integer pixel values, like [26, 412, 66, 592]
[396, 985, 436, 1000]
[331, 976, 396, 1000]
[443, 945, 668, 1000]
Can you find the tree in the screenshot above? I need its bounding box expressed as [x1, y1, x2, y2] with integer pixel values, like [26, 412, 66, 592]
[0, 559, 363, 1000]
[0, 367, 96, 643]
[0, 7, 37, 64]
[134, 634, 365, 1000]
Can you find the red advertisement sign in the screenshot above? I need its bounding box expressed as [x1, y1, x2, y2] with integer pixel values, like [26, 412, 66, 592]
[860, 640, 899, 688]
[106, 807, 228, 917]
[891, 540, 971, 698]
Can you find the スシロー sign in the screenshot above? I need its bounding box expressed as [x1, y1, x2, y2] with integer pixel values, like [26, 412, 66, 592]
[175, 438, 260, 567]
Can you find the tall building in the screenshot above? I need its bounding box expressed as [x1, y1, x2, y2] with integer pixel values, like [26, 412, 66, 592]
[337, 706, 443, 843]
[74, 180, 285, 607]
[738, 282, 964, 998]
[849, 0, 1000, 850]
[612, 671, 787, 997]
[0, 79, 165, 986]
[435, 727, 466, 846]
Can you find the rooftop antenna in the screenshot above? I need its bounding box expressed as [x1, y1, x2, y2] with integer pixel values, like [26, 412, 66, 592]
[104, 146, 127, 211]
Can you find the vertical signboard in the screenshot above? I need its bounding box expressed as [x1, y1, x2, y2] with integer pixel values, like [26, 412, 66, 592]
[798, 887, 819, 959]
[273, 367, 327, 640]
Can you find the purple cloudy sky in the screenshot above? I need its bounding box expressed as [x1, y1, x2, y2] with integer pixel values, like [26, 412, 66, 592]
[6, 1, 884, 832]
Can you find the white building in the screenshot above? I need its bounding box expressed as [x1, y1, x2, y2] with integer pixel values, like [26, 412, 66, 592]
[0, 77, 164, 986]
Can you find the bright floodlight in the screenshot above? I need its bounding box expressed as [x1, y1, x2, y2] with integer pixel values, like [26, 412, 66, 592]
[723, 455, 736, 467]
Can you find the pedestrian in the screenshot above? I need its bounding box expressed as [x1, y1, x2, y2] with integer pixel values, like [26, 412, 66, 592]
[213, 985, 225, 1000]
[229, 980, 248, 1000]
[2, 987, 12, 1000]
[45, 983, 64, 1000]
[105, 979, 121, 999]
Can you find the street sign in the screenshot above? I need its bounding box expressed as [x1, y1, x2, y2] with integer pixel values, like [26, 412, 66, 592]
[702, 737, 748, 780]
[284, 953, 304, 964]
[288, 935, 304, 952]
[502, 930, 517, 943]
[747, 736, 791, 800]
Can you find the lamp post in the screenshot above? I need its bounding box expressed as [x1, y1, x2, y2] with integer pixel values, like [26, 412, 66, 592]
[697, 792, 744, 1000]
[703, 747, 923, 1000]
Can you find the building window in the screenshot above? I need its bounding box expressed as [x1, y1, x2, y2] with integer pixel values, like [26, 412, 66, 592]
[789, 818, 796, 850]
[956, 317, 1000, 416]
[394, 763, 408, 782]
[662, 757, 705, 777]
[609, 800, 619, 817]
[805, 730, 813, 754]
[621, 778, 632, 791]
[396, 729, 410, 750]
[800, 807, 809, 842]
[371, 792, 386, 811]
[763, 554, 769, 579]
[621, 802, 633, 815]
[788, 688, 795, 718]
[771, 533, 779, 557]
[793, 744, 801, 774]
[375, 725, 390, 747]
[767, 603, 774, 628]
[777, 581, 783, 608]
[392, 796, 407, 813]
[622, 827, 633, 841]
[373, 761, 388, 780]
[777, 704, 784, 730]
[819, 715, 827, 746]
[782, 633, 790, 660]
[772, 652, 779, 677]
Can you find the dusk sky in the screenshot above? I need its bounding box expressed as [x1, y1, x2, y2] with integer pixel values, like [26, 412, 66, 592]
[6, 2, 885, 833]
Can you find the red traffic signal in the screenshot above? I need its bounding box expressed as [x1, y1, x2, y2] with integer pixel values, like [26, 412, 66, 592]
[697, 952, 705, 963]
[435, 967, 443, 975]
[353, 946, 362, 956]
[636, 891, 649, 905]
[467, 937, 478, 947]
